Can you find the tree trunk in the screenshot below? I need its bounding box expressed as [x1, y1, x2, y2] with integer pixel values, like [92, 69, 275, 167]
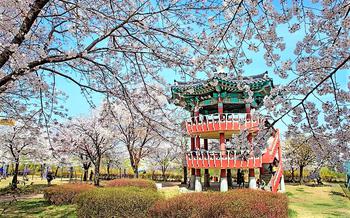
[133, 166, 139, 178]
[182, 166, 188, 184]
[151, 170, 155, 180]
[11, 160, 19, 189]
[299, 165, 304, 184]
[82, 163, 90, 182]
[162, 167, 166, 182]
[54, 166, 59, 177]
[40, 164, 45, 179]
[107, 162, 110, 179]
[5, 164, 9, 178]
[69, 167, 73, 182]
[291, 167, 295, 183]
[94, 156, 101, 186]
[83, 168, 88, 182]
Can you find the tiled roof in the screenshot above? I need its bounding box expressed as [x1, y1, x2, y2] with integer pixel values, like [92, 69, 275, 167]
[172, 72, 272, 95]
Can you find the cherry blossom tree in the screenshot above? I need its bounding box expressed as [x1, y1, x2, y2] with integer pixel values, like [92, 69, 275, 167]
[102, 149, 122, 179]
[101, 84, 173, 178]
[103, 105, 161, 178]
[54, 113, 116, 186]
[284, 135, 316, 184]
[0, 0, 208, 120]
[53, 130, 92, 182]
[148, 143, 178, 181]
[0, 121, 43, 188]
[283, 140, 298, 183]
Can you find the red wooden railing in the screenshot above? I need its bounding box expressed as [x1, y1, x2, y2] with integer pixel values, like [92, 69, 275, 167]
[186, 113, 262, 135]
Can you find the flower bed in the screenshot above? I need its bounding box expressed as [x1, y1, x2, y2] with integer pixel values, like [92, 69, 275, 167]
[149, 189, 288, 218]
[105, 178, 157, 190]
[43, 183, 94, 205]
[76, 187, 161, 217]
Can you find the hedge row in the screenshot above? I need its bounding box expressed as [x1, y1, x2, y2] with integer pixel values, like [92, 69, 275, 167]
[44, 179, 288, 218]
[43, 184, 94, 205]
[76, 187, 161, 217]
[149, 189, 288, 218]
[106, 178, 157, 190]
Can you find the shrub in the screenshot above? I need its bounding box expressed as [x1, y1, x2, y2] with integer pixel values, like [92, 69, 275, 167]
[43, 183, 94, 205]
[149, 189, 288, 218]
[140, 172, 183, 182]
[76, 187, 161, 217]
[105, 178, 157, 190]
[320, 167, 346, 182]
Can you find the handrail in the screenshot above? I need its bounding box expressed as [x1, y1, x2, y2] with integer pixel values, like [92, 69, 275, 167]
[186, 150, 259, 162]
[269, 129, 279, 155]
[273, 162, 283, 187]
[266, 133, 283, 192]
[186, 113, 261, 124]
[185, 113, 263, 134]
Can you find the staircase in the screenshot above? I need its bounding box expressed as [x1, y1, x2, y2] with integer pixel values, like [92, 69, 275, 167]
[260, 162, 283, 192]
[260, 129, 284, 193]
[270, 160, 283, 193]
[260, 164, 273, 191]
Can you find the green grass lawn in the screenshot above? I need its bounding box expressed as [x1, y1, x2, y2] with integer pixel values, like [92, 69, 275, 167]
[0, 198, 76, 218]
[0, 176, 78, 217]
[0, 181, 349, 218]
[287, 183, 350, 218]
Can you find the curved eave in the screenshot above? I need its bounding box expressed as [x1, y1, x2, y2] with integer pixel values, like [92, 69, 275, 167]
[172, 77, 273, 96]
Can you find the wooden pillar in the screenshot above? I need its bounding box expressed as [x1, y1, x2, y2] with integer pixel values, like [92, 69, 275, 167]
[218, 95, 224, 117]
[195, 135, 200, 150]
[196, 169, 201, 177]
[220, 133, 225, 156]
[246, 103, 256, 189]
[220, 168, 228, 192]
[249, 169, 255, 177]
[194, 132, 202, 192]
[204, 138, 208, 150]
[259, 167, 264, 180]
[218, 95, 226, 155]
[219, 130, 226, 191]
[191, 137, 195, 176]
[227, 169, 233, 187]
[245, 103, 251, 119]
[204, 139, 210, 187]
[220, 169, 226, 178]
[195, 135, 201, 177]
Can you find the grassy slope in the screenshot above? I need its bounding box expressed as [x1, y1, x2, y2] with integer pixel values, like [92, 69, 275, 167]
[287, 183, 350, 218]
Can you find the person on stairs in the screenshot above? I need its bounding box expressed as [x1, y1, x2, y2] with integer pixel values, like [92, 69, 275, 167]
[272, 158, 279, 176]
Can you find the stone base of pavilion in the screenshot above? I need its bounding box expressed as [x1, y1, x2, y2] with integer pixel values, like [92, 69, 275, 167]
[187, 181, 250, 192]
[183, 178, 285, 193]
